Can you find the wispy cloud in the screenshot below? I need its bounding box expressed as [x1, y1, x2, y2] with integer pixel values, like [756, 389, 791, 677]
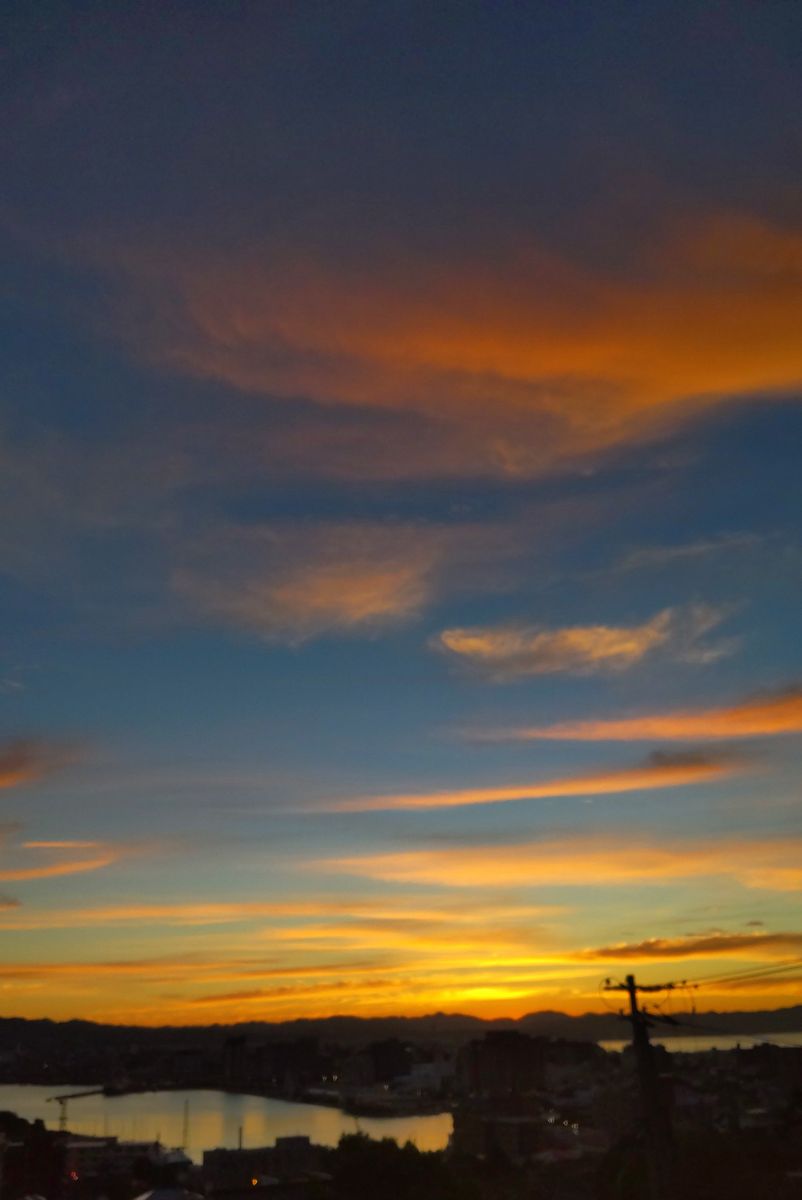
[266, 919, 545, 956]
[0, 955, 244, 982]
[1, 928, 793, 1023]
[577, 930, 802, 961]
[0, 831, 166, 884]
[719, 974, 802, 994]
[614, 533, 764, 573]
[72, 211, 802, 483]
[0, 738, 80, 790]
[0, 895, 558, 931]
[326, 750, 742, 812]
[0, 901, 322, 930]
[318, 833, 802, 891]
[477, 685, 802, 742]
[184, 979, 397, 1008]
[0, 847, 119, 882]
[0, 945, 567, 995]
[435, 604, 733, 680]
[173, 520, 510, 642]
[22, 840, 102, 849]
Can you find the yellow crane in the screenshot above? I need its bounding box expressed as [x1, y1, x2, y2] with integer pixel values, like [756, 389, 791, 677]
[46, 1090, 104, 1133]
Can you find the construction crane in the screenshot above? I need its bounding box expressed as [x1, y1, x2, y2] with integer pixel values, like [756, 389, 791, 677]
[46, 1090, 104, 1133]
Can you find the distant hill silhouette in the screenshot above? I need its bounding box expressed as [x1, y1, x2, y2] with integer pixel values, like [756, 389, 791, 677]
[1, 1005, 800, 1053]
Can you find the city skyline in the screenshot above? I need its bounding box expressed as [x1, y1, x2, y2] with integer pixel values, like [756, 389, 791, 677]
[1, 0, 801, 1024]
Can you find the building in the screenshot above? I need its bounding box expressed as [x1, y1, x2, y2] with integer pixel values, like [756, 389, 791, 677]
[457, 1032, 546, 1098]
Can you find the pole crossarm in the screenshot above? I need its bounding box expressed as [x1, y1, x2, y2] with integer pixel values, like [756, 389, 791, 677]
[603, 980, 678, 993]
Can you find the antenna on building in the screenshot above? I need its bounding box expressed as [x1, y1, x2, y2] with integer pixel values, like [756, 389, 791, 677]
[181, 1099, 190, 1151]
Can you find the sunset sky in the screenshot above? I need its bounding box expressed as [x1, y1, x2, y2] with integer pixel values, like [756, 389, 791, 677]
[1, 1, 801, 1025]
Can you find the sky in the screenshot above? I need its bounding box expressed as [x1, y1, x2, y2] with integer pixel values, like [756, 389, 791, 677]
[1, 0, 801, 1026]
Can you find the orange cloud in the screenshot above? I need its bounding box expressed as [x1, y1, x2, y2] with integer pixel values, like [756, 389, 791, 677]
[478, 685, 802, 742]
[577, 930, 802, 961]
[0, 901, 313, 929]
[0, 834, 139, 883]
[0, 850, 119, 882]
[0, 895, 557, 931]
[100, 212, 802, 480]
[715, 973, 802, 995]
[0, 739, 78, 789]
[0, 949, 575, 991]
[328, 750, 741, 812]
[0, 957, 209, 980]
[175, 557, 431, 641]
[265, 919, 544, 955]
[0, 955, 389, 987]
[186, 979, 398, 1007]
[319, 833, 802, 890]
[435, 604, 730, 680]
[2, 937, 793, 1023]
[172, 520, 507, 641]
[22, 840, 101, 849]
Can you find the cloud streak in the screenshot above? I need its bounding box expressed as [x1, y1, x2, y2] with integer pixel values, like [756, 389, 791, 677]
[0, 849, 119, 882]
[173, 520, 511, 642]
[435, 604, 732, 680]
[327, 751, 742, 812]
[0, 895, 557, 931]
[87, 212, 802, 482]
[577, 930, 802, 961]
[477, 686, 802, 742]
[614, 533, 763, 573]
[318, 833, 802, 891]
[0, 833, 161, 884]
[0, 739, 79, 789]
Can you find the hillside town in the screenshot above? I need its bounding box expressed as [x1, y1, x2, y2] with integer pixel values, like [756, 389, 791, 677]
[1, 1027, 801, 1199]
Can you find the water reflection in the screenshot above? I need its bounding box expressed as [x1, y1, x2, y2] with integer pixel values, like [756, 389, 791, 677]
[599, 1032, 802, 1055]
[0, 1085, 453, 1162]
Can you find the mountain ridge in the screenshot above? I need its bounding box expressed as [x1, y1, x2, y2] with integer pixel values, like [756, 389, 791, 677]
[1, 1005, 800, 1049]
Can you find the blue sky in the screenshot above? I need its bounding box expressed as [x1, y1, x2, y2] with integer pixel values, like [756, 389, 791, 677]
[1, 0, 801, 1023]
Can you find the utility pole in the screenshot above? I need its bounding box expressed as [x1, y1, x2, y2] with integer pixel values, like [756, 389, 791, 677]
[604, 974, 676, 1200]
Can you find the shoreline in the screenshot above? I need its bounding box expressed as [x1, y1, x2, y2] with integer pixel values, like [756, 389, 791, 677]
[0, 1079, 452, 1121]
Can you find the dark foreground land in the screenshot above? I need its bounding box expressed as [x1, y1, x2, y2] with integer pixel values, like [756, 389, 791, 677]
[2, 1109, 802, 1200]
[2, 1013, 802, 1199]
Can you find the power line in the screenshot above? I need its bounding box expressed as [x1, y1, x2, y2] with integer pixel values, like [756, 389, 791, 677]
[696, 964, 802, 989]
[676, 956, 802, 988]
[599, 956, 802, 992]
[598, 976, 629, 1015]
[704, 968, 802, 992]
